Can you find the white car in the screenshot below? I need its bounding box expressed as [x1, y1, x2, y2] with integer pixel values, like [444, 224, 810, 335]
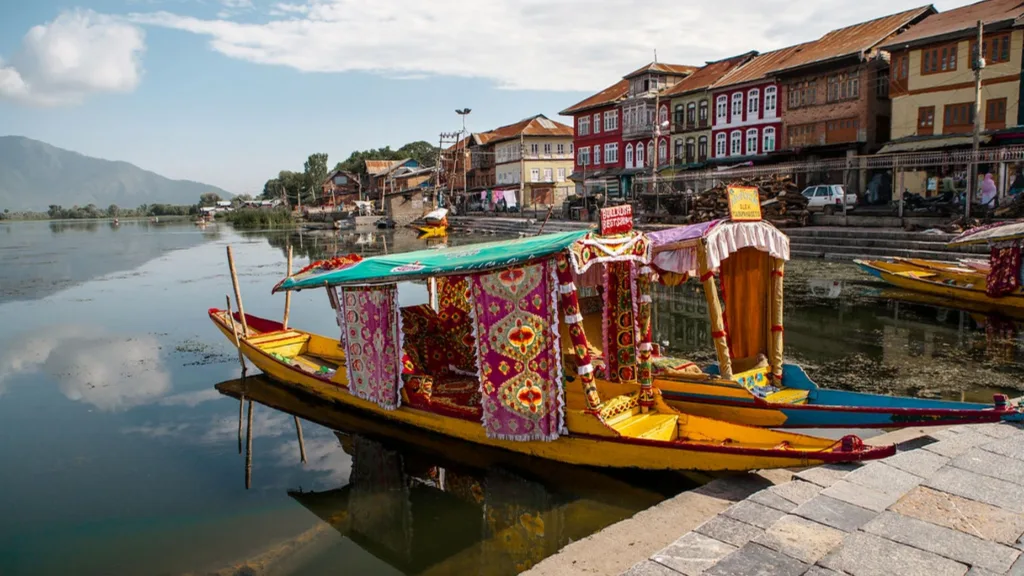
[801, 185, 857, 214]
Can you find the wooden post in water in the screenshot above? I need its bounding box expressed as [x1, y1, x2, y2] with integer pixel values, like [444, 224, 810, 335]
[237, 394, 244, 454]
[226, 246, 249, 336]
[225, 295, 247, 376]
[283, 246, 294, 329]
[294, 416, 307, 464]
[245, 399, 254, 489]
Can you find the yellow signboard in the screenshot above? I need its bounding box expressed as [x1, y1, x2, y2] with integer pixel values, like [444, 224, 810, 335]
[727, 186, 762, 222]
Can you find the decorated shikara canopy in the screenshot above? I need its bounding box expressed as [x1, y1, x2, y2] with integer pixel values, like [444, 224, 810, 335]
[949, 220, 1024, 246]
[273, 230, 589, 291]
[647, 219, 790, 276]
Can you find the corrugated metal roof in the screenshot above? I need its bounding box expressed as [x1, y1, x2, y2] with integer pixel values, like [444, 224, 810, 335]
[623, 62, 699, 79]
[712, 44, 812, 89]
[560, 79, 629, 115]
[663, 53, 757, 97]
[365, 160, 398, 175]
[774, 6, 934, 74]
[882, 0, 1024, 49]
[485, 114, 574, 144]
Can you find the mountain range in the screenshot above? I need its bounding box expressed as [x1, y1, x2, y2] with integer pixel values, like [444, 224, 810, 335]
[0, 136, 231, 212]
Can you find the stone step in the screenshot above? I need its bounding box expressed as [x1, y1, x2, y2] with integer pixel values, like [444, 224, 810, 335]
[789, 238, 985, 254]
[786, 228, 960, 242]
[791, 244, 972, 262]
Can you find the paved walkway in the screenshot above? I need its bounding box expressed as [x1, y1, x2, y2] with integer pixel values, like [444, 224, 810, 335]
[623, 422, 1024, 576]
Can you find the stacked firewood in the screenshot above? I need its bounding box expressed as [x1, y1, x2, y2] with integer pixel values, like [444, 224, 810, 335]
[690, 175, 811, 227]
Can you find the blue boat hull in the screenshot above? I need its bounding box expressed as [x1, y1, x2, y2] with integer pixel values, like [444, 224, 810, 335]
[661, 364, 1023, 429]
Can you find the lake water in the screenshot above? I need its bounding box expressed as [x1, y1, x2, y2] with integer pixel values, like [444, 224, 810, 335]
[0, 219, 1022, 575]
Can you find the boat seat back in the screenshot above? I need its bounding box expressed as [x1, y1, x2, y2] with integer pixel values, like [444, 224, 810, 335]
[734, 365, 779, 399]
[764, 388, 810, 405]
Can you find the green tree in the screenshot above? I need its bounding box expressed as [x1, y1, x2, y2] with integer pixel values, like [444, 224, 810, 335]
[397, 141, 439, 168]
[232, 193, 253, 207]
[304, 153, 329, 202]
[48, 205, 63, 219]
[107, 204, 120, 218]
[199, 192, 222, 207]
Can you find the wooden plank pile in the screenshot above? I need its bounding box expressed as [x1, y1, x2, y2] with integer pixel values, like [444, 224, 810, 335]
[691, 175, 811, 227]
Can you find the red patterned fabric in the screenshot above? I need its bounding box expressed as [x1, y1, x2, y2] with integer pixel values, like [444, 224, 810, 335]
[555, 254, 602, 411]
[987, 244, 1022, 297]
[436, 276, 478, 373]
[603, 261, 638, 384]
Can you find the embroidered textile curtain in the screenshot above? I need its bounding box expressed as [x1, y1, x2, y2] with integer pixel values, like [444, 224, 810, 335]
[340, 285, 403, 410]
[987, 243, 1022, 297]
[470, 260, 565, 441]
[436, 276, 478, 373]
[602, 261, 639, 384]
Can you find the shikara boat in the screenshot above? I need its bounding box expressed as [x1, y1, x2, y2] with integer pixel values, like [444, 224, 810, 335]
[413, 208, 449, 238]
[639, 215, 1023, 429]
[210, 217, 892, 472]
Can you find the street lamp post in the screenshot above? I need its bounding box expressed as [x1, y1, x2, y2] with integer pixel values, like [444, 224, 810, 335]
[456, 108, 472, 213]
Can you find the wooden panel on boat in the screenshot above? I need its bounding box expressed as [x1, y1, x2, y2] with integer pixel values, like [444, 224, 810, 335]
[765, 389, 810, 405]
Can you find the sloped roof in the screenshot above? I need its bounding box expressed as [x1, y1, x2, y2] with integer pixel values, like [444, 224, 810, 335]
[560, 79, 629, 115]
[712, 44, 812, 89]
[623, 62, 700, 79]
[663, 53, 758, 97]
[882, 0, 1024, 49]
[775, 6, 934, 73]
[485, 114, 574, 144]
[365, 159, 400, 175]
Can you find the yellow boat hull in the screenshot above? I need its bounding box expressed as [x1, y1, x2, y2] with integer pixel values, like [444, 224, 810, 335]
[855, 258, 1024, 310]
[415, 225, 448, 238]
[209, 309, 893, 471]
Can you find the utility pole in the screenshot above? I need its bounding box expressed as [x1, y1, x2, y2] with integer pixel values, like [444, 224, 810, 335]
[968, 19, 984, 221]
[456, 108, 471, 213]
[653, 87, 661, 214]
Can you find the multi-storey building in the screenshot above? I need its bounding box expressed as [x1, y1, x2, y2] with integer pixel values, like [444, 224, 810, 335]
[774, 7, 933, 159]
[882, 0, 1024, 143]
[664, 53, 756, 167]
[560, 80, 627, 197]
[486, 114, 575, 207]
[620, 63, 698, 171]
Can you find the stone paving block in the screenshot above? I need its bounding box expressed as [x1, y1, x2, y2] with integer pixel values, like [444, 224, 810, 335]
[803, 568, 844, 576]
[793, 463, 859, 488]
[862, 511, 1021, 573]
[925, 465, 1024, 513]
[983, 434, 1024, 461]
[767, 479, 821, 506]
[844, 461, 924, 496]
[924, 430, 997, 458]
[622, 559, 684, 576]
[703, 543, 807, 576]
[965, 567, 1001, 576]
[821, 479, 901, 512]
[791, 495, 877, 532]
[819, 532, 969, 576]
[721, 500, 786, 530]
[883, 447, 950, 477]
[953, 447, 1024, 485]
[751, 515, 844, 564]
[891, 486, 1024, 545]
[968, 422, 1024, 439]
[695, 516, 765, 548]
[748, 489, 797, 513]
[651, 532, 736, 576]
[1010, 554, 1024, 576]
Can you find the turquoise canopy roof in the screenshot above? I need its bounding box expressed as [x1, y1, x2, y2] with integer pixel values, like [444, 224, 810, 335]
[274, 229, 589, 291]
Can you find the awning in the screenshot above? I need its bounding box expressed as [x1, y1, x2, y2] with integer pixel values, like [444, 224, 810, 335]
[877, 134, 992, 155]
[949, 220, 1024, 246]
[648, 220, 790, 274]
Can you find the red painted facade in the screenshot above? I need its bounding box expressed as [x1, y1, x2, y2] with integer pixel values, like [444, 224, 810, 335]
[710, 80, 782, 160]
[572, 105, 623, 171]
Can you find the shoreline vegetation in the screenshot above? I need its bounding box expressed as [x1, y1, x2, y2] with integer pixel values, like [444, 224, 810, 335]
[221, 208, 294, 229]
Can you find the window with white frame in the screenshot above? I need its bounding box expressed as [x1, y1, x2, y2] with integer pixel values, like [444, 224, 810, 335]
[593, 112, 601, 133]
[557, 143, 565, 155]
[747, 88, 760, 117]
[543, 168, 552, 181]
[593, 144, 602, 165]
[578, 116, 590, 136]
[659, 105, 669, 127]
[745, 129, 758, 155]
[605, 142, 619, 164]
[647, 142, 654, 166]
[604, 110, 618, 131]
[543, 143, 551, 156]
[716, 96, 728, 122]
[731, 93, 743, 121]
[625, 144, 634, 167]
[636, 142, 645, 166]
[557, 168, 566, 182]
[531, 168, 540, 182]
[764, 86, 777, 117]
[715, 133, 727, 157]
[730, 131, 742, 156]
[658, 139, 667, 163]
[569, 143, 573, 154]
[763, 127, 776, 152]
[530, 143, 539, 156]
[578, 147, 590, 166]
[698, 135, 708, 159]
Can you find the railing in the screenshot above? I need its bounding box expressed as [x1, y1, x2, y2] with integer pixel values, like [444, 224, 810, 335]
[623, 123, 655, 138]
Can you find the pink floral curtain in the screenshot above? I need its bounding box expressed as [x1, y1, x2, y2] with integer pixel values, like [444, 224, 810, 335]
[340, 285, 403, 410]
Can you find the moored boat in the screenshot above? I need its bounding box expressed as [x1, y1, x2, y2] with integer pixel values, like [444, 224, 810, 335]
[210, 212, 892, 472]
[413, 208, 449, 238]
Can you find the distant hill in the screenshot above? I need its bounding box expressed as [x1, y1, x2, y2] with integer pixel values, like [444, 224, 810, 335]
[0, 136, 231, 211]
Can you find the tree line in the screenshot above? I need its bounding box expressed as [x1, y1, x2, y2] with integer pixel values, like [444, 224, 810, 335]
[258, 142, 439, 205]
[0, 191, 253, 221]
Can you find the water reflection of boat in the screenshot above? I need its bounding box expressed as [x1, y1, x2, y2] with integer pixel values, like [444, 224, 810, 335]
[215, 375, 676, 575]
[212, 225, 891, 471]
[412, 208, 449, 239]
[872, 286, 1024, 321]
[806, 278, 843, 299]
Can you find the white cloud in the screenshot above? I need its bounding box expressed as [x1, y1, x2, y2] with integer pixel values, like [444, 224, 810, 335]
[128, 0, 962, 92]
[0, 10, 145, 106]
[158, 388, 224, 407]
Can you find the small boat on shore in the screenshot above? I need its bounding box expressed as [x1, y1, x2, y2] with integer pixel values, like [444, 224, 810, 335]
[412, 208, 449, 238]
[210, 211, 892, 472]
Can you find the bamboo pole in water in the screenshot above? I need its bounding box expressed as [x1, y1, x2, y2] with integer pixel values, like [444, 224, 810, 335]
[245, 399, 254, 489]
[227, 246, 249, 336]
[283, 245, 293, 329]
[237, 395, 244, 454]
[294, 416, 307, 464]
[225, 295, 247, 375]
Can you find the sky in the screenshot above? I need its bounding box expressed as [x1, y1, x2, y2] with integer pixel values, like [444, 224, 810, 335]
[0, 0, 973, 195]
